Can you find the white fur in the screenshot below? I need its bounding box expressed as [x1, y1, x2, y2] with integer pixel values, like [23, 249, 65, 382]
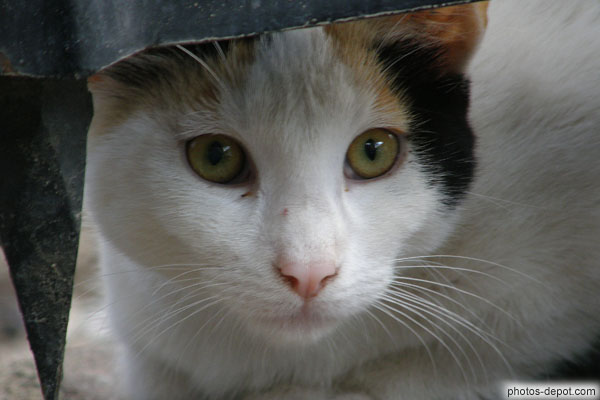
[85, 1, 600, 399]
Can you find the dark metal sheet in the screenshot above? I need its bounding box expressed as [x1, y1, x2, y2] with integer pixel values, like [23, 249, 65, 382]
[1, 0, 475, 78]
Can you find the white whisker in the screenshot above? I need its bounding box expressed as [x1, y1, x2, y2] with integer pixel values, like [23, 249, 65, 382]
[129, 279, 234, 341]
[386, 288, 513, 380]
[395, 255, 546, 286]
[133, 295, 229, 359]
[176, 44, 227, 90]
[392, 263, 509, 286]
[391, 275, 522, 326]
[380, 293, 478, 383]
[371, 301, 444, 380]
[388, 280, 493, 334]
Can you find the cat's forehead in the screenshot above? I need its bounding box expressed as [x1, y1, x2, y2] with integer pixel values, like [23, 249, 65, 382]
[212, 28, 411, 152]
[89, 20, 414, 143]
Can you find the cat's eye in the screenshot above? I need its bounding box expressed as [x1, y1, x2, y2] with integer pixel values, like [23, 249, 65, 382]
[346, 128, 400, 179]
[186, 134, 246, 184]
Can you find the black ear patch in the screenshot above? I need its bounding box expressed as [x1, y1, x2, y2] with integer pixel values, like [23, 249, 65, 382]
[376, 41, 476, 208]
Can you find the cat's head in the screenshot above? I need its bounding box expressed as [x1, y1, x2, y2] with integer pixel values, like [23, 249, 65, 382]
[86, 3, 487, 344]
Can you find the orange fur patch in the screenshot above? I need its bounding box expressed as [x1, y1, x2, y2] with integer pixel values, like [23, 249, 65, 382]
[87, 73, 103, 85]
[401, 2, 489, 72]
[324, 23, 412, 133]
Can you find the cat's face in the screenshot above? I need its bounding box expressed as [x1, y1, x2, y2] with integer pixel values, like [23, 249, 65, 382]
[86, 5, 486, 344]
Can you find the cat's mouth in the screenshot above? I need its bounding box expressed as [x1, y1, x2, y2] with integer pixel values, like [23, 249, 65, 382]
[266, 306, 327, 325]
[252, 303, 340, 343]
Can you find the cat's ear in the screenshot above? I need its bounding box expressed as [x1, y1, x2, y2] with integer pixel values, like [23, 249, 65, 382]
[327, 2, 488, 77]
[405, 2, 488, 73]
[378, 1, 489, 75]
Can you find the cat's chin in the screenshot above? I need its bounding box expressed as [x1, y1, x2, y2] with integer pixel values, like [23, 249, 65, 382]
[247, 310, 341, 346]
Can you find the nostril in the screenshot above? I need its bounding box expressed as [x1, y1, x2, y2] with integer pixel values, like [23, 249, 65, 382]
[320, 271, 337, 287]
[280, 273, 299, 289]
[308, 271, 338, 298]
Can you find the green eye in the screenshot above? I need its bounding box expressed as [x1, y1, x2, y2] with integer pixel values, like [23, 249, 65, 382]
[187, 134, 246, 183]
[346, 128, 400, 179]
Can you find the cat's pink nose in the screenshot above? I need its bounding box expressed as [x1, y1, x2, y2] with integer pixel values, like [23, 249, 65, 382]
[278, 261, 338, 298]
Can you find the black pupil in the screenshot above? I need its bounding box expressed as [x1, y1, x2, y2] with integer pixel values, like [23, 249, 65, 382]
[207, 141, 225, 165]
[364, 139, 382, 161]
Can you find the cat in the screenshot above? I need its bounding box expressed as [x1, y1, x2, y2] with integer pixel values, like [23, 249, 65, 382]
[84, 0, 600, 399]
